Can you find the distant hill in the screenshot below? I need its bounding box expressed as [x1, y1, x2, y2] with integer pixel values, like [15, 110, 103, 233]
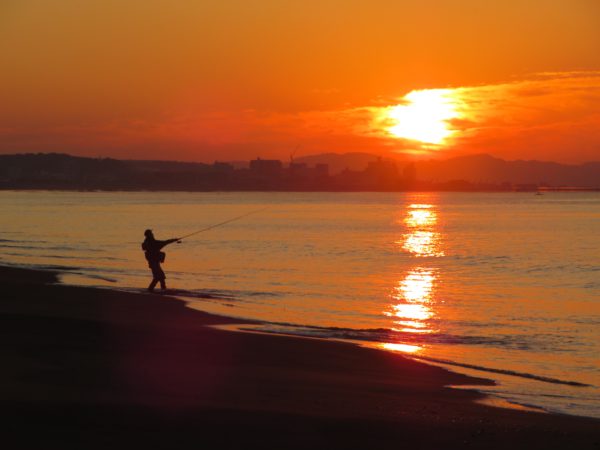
[289, 152, 600, 187]
[414, 154, 600, 187]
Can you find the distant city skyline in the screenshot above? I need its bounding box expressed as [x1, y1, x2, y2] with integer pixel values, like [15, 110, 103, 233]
[2, 152, 599, 191]
[1, 1, 599, 163]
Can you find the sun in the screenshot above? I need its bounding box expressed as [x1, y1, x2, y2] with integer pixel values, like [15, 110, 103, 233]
[385, 89, 460, 145]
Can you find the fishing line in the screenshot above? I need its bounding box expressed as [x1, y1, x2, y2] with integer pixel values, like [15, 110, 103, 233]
[178, 207, 270, 241]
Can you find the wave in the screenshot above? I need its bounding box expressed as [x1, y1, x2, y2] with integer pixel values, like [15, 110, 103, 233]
[66, 272, 119, 283]
[2, 251, 123, 262]
[230, 322, 594, 387]
[236, 323, 591, 388]
[2, 262, 81, 272]
[411, 355, 591, 387]
[0, 243, 105, 253]
[161, 288, 235, 300]
[100, 286, 240, 301]
[242, 322, 543, 350]
[174, 287, 281, 301]
[0, 238, 47, 244]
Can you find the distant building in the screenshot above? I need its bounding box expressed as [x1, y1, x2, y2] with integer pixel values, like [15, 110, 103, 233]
[365, 158, 398, 177]
[289, 162, 309, 177]
[402, 163, 416, 182]
[212, 161, 234, 173]
[250, 157, 283, 175]
[362, 158, 399, 189]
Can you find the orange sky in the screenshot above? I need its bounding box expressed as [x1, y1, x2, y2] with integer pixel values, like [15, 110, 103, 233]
[1, 0, 599, 162]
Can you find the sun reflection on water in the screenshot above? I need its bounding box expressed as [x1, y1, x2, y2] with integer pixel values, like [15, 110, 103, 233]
[399, 269, 435, 302]
[386, 268, 436, 334]
[384, 198, 445, 350]
[380, 342, 422, 354]
[398, 202, 444, 257]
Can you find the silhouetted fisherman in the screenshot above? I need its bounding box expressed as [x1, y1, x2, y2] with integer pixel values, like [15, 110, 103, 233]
[142, 229, 180, 292]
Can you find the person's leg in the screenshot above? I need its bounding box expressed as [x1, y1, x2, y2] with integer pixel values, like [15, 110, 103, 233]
[149, 263, 164, 291]
[156, 265, 167, 290]
[148, 278, 158, 292]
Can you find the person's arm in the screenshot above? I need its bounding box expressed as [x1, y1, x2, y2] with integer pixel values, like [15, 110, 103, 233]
[157, 238, 180, 249]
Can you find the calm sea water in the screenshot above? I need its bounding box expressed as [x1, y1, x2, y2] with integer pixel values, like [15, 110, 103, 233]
[1, 191, 599, 418]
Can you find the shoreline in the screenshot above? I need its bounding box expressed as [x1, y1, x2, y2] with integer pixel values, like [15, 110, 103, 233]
[1, 264, 598, 449]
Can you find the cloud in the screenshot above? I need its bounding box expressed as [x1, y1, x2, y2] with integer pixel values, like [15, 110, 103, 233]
[2, 71, 599, 162]
[358, 71, 600, 162]
[443, 72, 600, 161]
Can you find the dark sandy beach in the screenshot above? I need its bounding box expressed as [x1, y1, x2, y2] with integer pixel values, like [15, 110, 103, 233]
[1, 265, 598, 449]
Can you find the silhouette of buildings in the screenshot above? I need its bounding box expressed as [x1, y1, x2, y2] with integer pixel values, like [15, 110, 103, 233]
[249, 158, 283, 175]
[1, 152, 599, 192]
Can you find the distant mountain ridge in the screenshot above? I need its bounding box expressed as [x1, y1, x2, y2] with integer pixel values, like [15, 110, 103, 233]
[291, 152, 600, 187]
[415, 154, 600, 187]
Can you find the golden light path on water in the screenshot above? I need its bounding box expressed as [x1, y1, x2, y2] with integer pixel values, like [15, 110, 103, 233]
[382, 197, 445, 354]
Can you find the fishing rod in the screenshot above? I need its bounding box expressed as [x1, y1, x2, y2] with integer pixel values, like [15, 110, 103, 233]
[178, 207, 269, 241]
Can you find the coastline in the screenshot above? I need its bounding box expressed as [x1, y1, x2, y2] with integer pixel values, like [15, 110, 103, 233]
[1, 265, 598, 449]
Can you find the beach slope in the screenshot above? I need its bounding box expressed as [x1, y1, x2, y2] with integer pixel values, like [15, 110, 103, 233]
[1, 266, 598, 449]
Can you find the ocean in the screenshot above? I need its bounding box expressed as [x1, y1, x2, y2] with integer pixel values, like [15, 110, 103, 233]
[1, 190, 599, 418]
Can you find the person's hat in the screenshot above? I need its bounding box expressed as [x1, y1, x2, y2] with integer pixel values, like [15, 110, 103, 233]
[144, 229, 153, 237]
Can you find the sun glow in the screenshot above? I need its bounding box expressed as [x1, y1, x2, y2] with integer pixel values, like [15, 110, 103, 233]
[385, 89, 460, 145]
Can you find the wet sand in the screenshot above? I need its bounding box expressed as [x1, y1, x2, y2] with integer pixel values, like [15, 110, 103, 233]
[1, 265, 598, 449]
